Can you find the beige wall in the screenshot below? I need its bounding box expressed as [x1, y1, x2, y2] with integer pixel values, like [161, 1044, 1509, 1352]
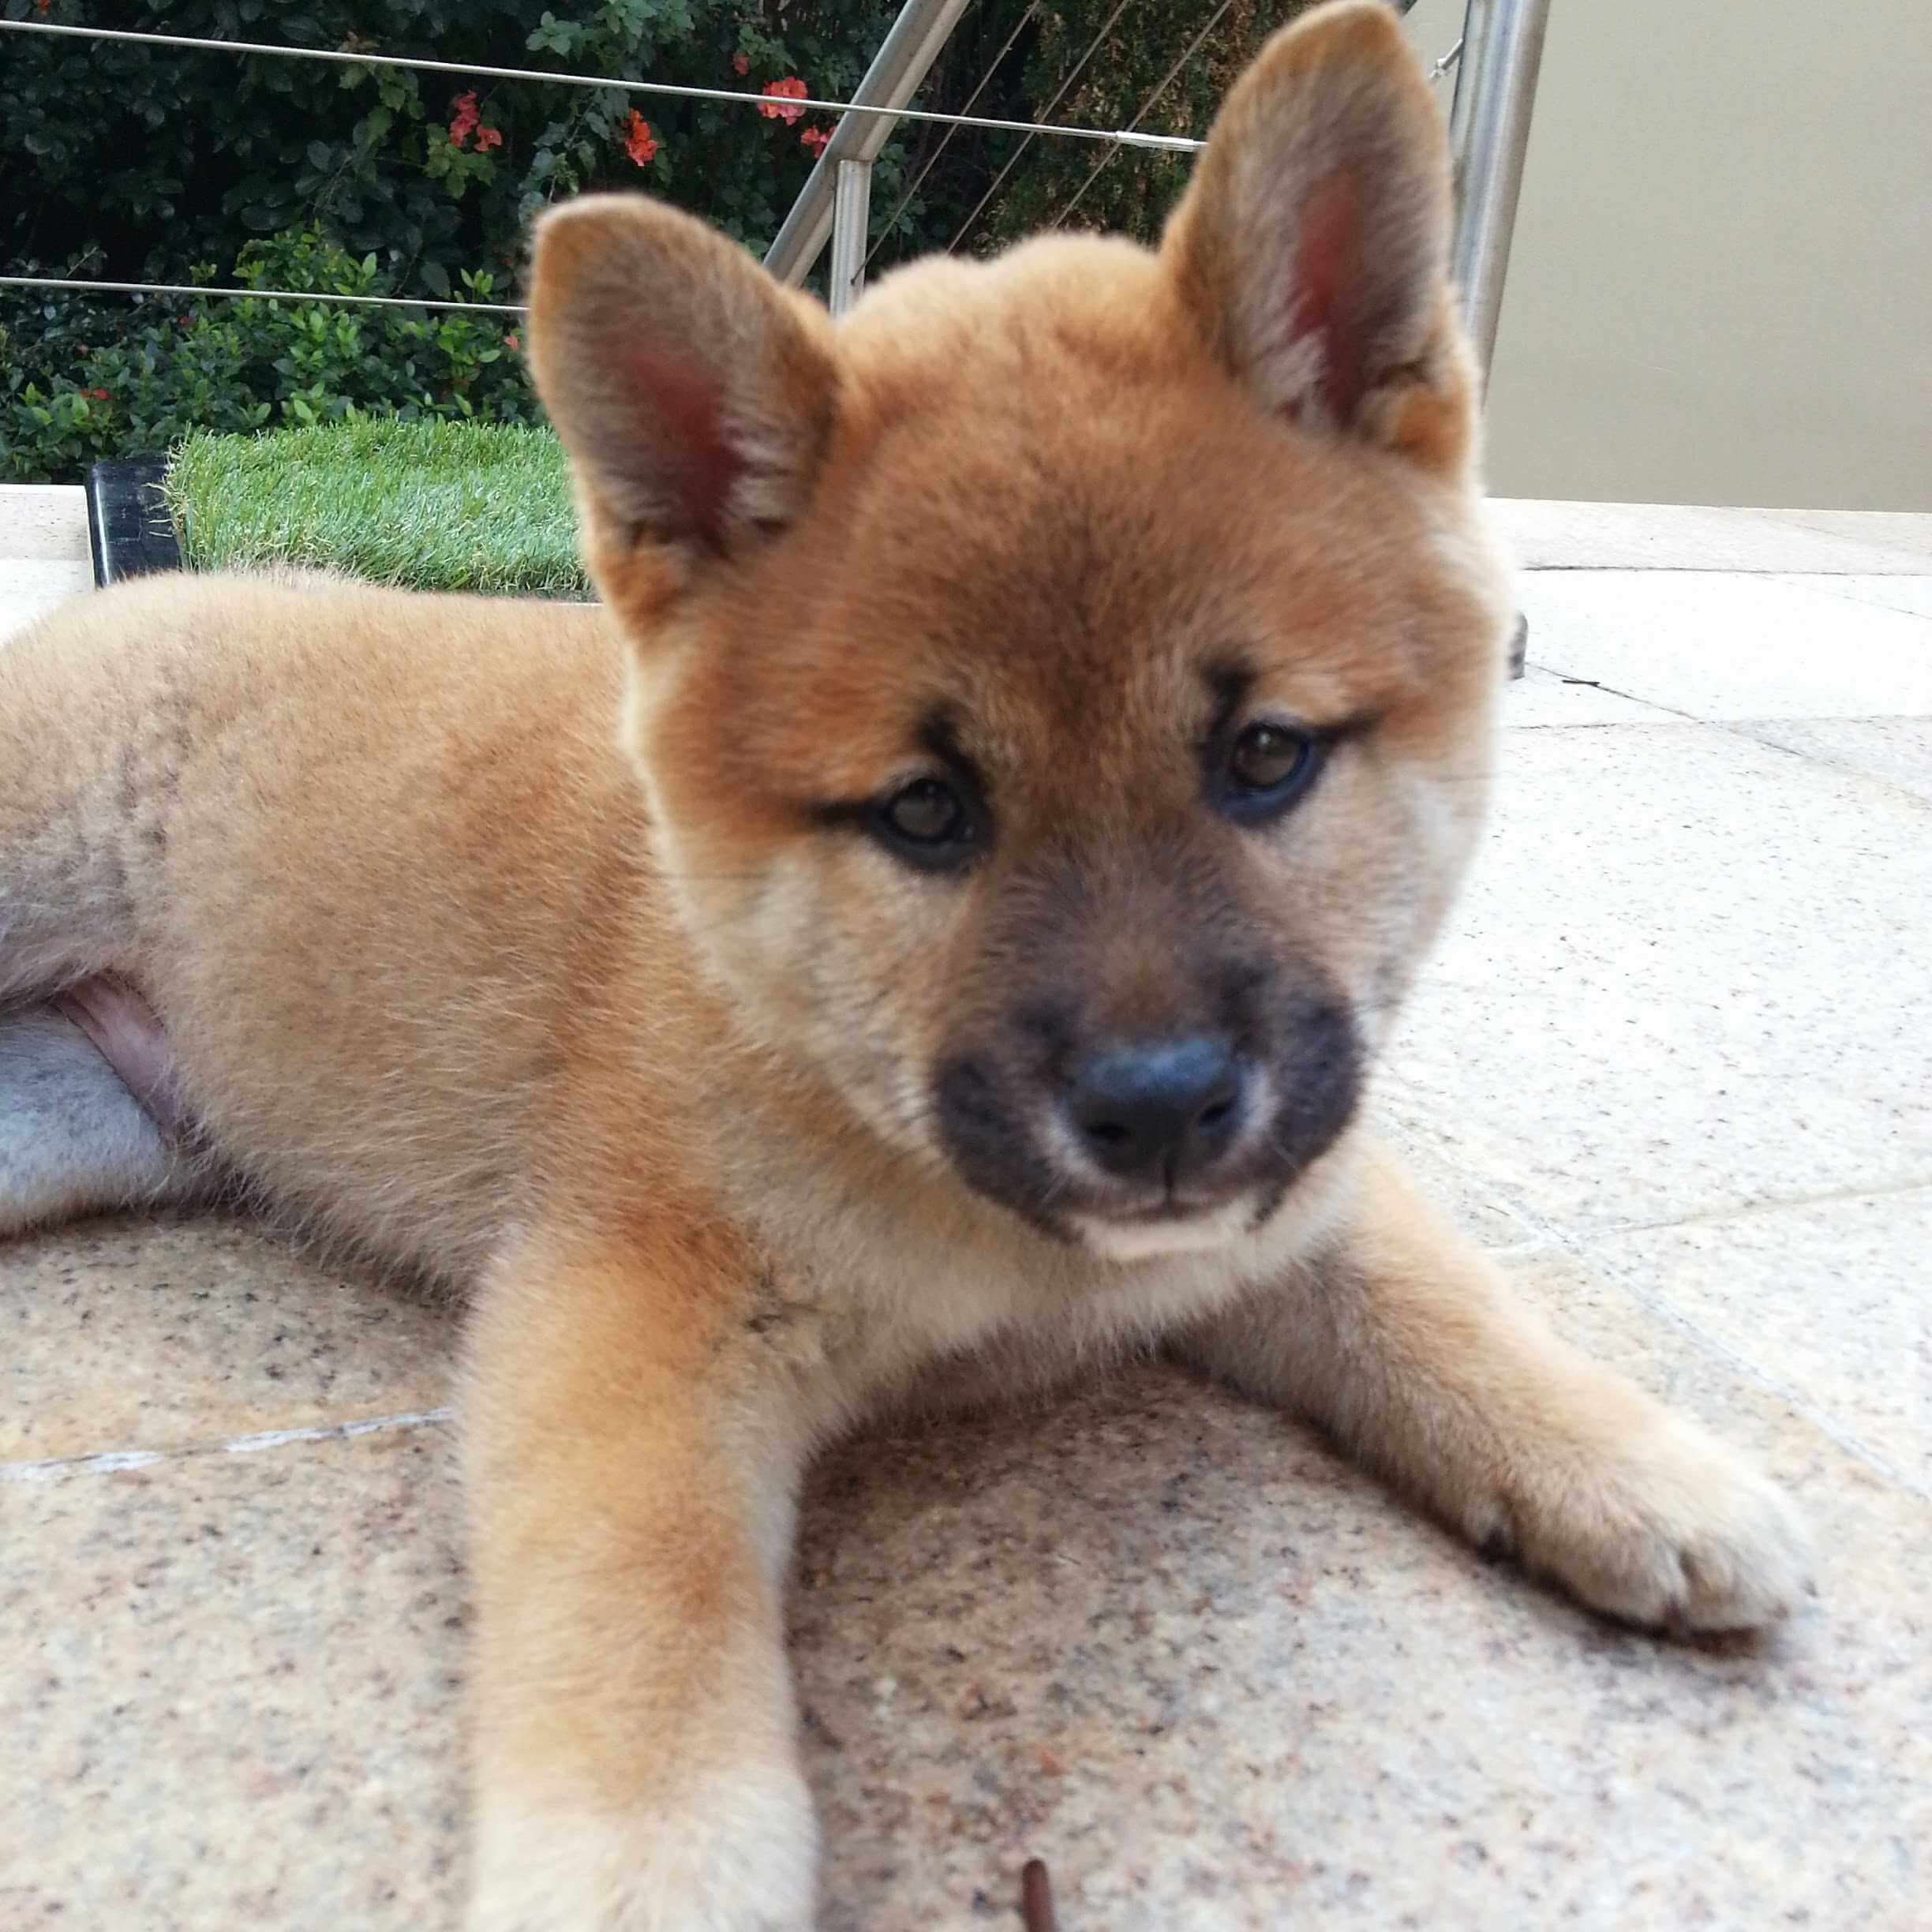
[1402, 0, 1932, 510]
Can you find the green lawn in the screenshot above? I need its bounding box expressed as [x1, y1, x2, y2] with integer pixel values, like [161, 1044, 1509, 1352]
[164, 419, 591, 598]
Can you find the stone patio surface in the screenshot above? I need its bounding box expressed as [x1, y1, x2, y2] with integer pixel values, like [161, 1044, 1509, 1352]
[3, 489, 1928, 1930]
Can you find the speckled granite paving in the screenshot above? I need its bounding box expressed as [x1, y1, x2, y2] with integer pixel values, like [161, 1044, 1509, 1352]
[4, 496, 1930, 1930]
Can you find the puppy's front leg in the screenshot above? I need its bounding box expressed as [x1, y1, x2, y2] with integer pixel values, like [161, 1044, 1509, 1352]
[462, 1227, 818, 1932]
[1175, 1145, 1813, 1632]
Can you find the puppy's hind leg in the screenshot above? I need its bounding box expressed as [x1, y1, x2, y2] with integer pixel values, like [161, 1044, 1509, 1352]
[0, 998, 194, 1237]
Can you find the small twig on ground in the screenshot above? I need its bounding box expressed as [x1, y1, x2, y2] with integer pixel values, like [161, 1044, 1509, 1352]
[1021, 1857, 1058, 1932]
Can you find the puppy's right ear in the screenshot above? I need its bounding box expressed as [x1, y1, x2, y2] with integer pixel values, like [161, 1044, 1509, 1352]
[527, 196, 839, 613]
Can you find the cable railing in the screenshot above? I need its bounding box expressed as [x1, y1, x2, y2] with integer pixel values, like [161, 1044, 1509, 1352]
[1039, 0, 1241, 241]
[0, 0, 1548, 371]
[0, 16, 1206, 152]
[0, 274, 527, 318]
[937, 0, 1198, 259]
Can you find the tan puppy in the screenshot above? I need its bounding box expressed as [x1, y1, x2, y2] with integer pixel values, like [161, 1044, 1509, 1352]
[0, 6, 1810, 1926]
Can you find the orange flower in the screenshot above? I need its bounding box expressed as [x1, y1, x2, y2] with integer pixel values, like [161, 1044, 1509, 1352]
[732, 53, 749, 77]
[759, 77, 807, 125]
[799, 125, 830, 158]
[504, 332, 519, 352]
[622, 110, 658, 167]
[474, 124, 503, 152]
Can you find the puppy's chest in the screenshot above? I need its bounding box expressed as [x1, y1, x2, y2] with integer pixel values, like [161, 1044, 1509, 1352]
[733, 1160, 1335, 1410]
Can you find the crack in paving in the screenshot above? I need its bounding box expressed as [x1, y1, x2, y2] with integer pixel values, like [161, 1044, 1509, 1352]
[0, 1405, 455, 1483]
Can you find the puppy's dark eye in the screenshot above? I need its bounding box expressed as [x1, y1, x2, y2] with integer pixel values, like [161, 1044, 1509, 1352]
[1214, 721, 1325, 823]
[868, 777, 981, 871]
[1229, 723, 1310, 789]
[883, 777, 964, 842]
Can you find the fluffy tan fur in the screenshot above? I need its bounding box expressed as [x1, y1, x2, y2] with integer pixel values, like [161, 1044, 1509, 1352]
[1, 8, 1808, 1926]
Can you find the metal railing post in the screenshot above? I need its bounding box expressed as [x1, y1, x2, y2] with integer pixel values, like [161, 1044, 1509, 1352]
[765, 0, 972, 289]
[1447, 0, 1553, 380]
[828, 159, 874, 316]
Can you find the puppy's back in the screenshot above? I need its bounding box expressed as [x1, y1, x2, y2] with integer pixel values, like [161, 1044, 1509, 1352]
[1, 574, 637, 1276]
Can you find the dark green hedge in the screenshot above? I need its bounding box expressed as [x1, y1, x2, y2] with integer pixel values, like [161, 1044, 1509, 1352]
[2, 0, 1314, 481]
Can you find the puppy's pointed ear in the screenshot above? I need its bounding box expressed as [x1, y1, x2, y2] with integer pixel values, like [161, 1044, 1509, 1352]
[1163, 0, 1472, 472]
[527, 196, 839, 606]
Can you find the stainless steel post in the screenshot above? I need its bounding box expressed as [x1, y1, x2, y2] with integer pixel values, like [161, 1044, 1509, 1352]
[828, 159, 874, 317]
[765, 0, 972, 287]
[1447, 0, 1553, 380]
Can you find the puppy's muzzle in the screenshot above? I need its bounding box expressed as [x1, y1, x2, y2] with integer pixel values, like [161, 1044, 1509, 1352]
[934, 990, 1361, 1242]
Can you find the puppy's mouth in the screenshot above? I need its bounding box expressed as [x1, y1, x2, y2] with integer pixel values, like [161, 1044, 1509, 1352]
[1064, 1194, 1264, 1261]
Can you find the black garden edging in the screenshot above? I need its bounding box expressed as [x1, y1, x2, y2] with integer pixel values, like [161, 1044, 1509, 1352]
[84, 457, 182, 588]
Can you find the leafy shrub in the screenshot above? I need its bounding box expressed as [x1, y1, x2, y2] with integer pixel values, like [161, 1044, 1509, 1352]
[2, 0, 908, 297]
[1, 0, 1319, 481]
[2, 228, 534, 481]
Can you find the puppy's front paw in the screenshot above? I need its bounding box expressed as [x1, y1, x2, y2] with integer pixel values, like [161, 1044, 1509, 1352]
[470, 1769, 817, 1932]
[1470, 1415, 1815, 1634]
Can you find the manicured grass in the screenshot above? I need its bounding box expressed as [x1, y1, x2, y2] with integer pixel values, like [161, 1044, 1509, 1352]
[163, 419, 590, 598]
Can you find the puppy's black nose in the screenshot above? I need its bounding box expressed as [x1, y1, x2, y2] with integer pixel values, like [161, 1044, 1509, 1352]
[1065, 1036, 1246, 1185]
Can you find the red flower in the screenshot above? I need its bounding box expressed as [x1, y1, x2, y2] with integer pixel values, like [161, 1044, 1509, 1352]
[759, 77, 807, 125]
[504, 332, 520, 352]
[622, 110, 658, 167]
[35, 0, 51, 15]
[89, 388, 110, 401]
[732, 53, 749, 77]
[799, 125, 830, 158]
[447, 91, 502, 151]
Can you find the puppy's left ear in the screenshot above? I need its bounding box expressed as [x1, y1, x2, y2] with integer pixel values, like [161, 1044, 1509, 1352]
[526, 194, 839, 613]
[1163, 0, 1473, 474]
